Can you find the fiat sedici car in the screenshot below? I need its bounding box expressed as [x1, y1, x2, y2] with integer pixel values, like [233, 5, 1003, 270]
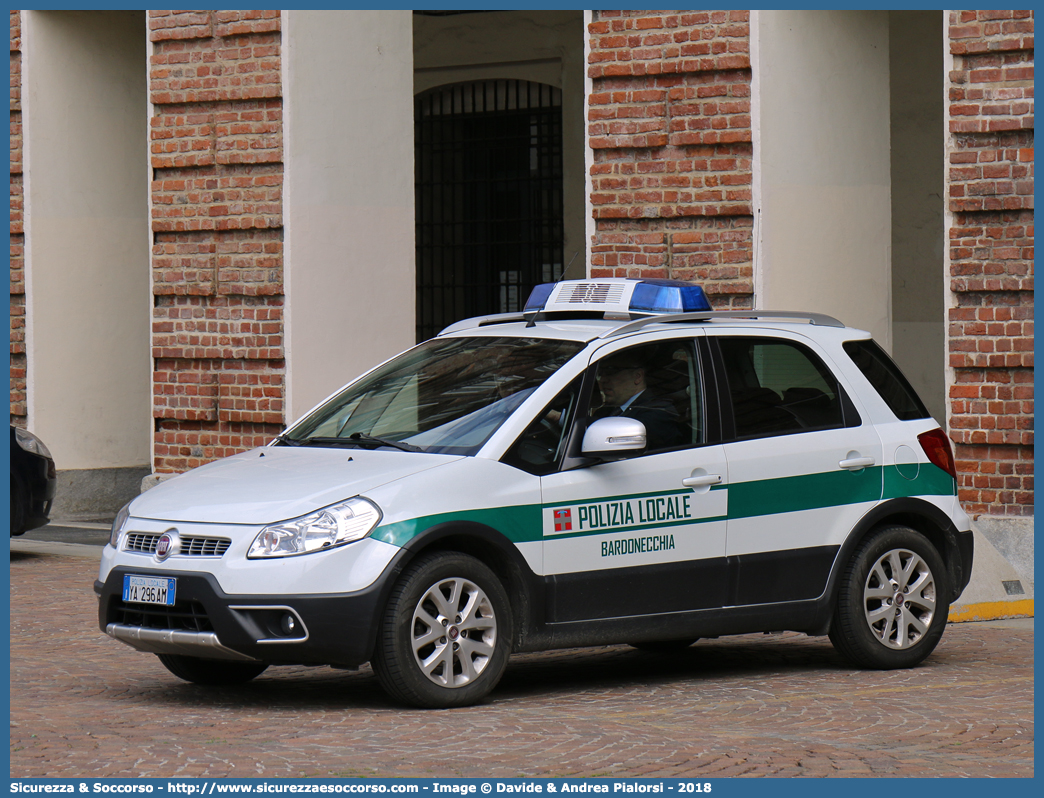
[97, 278, 973, 707]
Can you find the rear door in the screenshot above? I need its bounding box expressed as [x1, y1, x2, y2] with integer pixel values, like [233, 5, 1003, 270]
[710, 331, 883, 606]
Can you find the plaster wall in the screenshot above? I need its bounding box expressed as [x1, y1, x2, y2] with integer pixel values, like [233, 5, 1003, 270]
[22, 10, 150, 471]
[755, 10, 892, 347]
[414, 10, 587, 278]
[283, 10, 416, 423]
[889, 11, 946, 423]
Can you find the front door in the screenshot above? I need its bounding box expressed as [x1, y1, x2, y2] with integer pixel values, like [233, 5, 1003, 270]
[538, 334, 730, 622]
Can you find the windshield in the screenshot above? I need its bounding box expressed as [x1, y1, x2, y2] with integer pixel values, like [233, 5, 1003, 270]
[283, 336, 584, 455]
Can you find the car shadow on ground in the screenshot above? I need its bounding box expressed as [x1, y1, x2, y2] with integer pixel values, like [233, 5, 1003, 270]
[126, 636, 860, 712]
[496, 639, 844, 698]
[131, 664, 397, 711]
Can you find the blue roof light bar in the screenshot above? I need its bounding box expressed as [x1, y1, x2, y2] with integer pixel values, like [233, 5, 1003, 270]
[523, 278, 712, 317]
[629, 279, 712, 313]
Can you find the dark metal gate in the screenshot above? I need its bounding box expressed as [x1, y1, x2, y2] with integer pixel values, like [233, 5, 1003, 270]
[415, 79, 565, 341]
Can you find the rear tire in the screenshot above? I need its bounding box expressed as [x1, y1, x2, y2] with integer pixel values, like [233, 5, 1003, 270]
[373, 552, 512, 708]
[157, 654, 268, 686]
[829, 525, 949, 669]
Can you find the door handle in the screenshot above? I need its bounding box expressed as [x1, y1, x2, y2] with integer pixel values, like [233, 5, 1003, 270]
[682, 474, 723, 488]
[839, 456, 875, 470]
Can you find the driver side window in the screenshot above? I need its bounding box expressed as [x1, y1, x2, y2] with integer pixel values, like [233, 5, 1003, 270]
[588, 339, 703, 453]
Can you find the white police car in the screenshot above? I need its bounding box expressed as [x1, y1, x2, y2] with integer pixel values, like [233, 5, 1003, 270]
[97, 278, 973, 708]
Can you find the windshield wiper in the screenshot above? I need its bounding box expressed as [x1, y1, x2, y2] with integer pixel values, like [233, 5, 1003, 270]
[294, 434, 424, 453]
[273, 434, 302, 446]
[347, 432, 425, 453]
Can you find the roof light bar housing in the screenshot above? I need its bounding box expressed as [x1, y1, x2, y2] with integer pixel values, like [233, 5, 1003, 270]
[523, 278, 712, 318]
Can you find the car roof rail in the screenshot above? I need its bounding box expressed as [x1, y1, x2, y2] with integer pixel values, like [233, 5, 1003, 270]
[599, 309, 846, 338]
[438, 313, 527, 336]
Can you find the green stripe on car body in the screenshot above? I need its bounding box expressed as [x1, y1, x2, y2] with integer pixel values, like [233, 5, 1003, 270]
[726, 467, 883, 521]
[883, 462, 956, 500]
[370, 463, 957, 548]
[372, 504, 543, 547]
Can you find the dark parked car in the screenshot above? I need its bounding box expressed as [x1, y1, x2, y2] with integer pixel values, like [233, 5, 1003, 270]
[10, 425, 56, 536]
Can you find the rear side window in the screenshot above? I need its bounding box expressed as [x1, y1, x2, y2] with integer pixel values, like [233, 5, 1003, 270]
[717, 336, 857, 438]
[843, 339, 930, 421]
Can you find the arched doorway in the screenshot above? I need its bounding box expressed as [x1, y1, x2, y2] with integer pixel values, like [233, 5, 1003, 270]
[414, 79, 564, 341]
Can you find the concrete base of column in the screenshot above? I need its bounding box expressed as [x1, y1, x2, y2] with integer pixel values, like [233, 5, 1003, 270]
[50, 466, 151, 522]
[948, 516, 1034, 622]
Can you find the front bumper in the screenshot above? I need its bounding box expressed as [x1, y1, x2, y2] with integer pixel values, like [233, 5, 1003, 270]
[96, 565, 394, 668]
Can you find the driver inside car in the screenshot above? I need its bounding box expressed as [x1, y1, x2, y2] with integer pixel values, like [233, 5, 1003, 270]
[590, 351, 685, 451]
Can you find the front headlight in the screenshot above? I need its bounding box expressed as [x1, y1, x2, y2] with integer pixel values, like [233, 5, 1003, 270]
[247, 497, 382, 559]
[14, 427, 52, 460]
[110, 501, 132, 548]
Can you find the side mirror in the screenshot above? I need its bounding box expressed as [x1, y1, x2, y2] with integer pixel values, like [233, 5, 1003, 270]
[581, 416, 647, 459]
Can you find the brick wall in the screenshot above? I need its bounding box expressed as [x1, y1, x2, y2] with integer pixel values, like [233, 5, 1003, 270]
[149, 10, 285, 472]
[947, 10, 1034, 516]
[587, 10, 753, 307]
[10, 10, 25, 427]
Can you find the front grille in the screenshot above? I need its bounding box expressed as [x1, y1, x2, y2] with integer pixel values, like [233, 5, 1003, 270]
[125, 533, 159, 553]
[182, 537, 231, 556]
[111, 598, 213, 633]
[124, 533, 231, 557]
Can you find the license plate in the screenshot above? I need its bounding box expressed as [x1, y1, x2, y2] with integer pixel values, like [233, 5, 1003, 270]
[122, 575, 176, 606]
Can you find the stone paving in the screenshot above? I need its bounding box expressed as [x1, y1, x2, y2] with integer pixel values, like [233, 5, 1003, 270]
[9, 547, 1034, 779]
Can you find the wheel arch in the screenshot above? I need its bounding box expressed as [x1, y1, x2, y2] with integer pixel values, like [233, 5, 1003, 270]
[813, 497, 971, 635]
[394, 521, 545, 651]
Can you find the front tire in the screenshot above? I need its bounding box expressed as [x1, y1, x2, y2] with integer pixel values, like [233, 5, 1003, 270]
[157, 654, 268, 686]
[829, 525, 949, 669]
[373, 552, 512, 708]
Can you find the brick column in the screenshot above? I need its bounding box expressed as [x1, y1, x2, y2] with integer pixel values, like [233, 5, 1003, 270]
[149, 10, 285, 472]
[587, 10, 753, 307]
[946, 10, 1034, 517]
[9, 10, 25, 426]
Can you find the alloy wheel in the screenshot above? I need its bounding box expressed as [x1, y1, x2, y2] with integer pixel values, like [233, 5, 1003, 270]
[863, 547, 937, 649]
[411, 576, 497, 688]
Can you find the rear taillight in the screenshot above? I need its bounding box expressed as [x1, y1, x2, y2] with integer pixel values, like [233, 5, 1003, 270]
[918, 429, 957, 479]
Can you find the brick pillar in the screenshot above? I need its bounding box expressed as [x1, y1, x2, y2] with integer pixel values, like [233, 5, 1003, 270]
[149, 10, 285, 472]
[587, 10, 753, 307]
[946, 10, 1034, 517]
[9, 10, 25, 427]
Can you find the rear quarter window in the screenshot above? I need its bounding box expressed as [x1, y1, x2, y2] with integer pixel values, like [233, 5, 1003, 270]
[843, 339, 930, 421]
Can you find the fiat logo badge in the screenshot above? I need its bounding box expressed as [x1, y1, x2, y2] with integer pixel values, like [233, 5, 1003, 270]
[156, 529, 179, 561]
